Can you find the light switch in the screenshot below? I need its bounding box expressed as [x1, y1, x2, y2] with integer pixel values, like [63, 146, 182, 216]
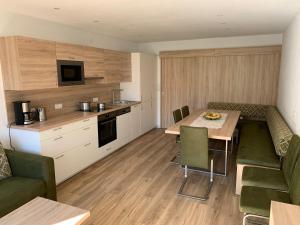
[92, 97, 99, 102]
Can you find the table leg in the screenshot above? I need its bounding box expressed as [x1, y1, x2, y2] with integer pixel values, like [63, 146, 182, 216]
[225, 140, 228, 176]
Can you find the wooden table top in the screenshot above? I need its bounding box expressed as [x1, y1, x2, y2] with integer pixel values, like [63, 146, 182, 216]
[0, 197, 90, 225]
[165, 109, 240, 141]
[270, 201, 300, 225]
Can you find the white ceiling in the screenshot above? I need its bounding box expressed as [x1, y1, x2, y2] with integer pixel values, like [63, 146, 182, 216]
[2, 0, 300, 42]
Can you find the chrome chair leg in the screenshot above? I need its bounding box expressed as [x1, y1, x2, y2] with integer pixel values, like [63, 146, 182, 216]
[243, 214, 269, 225]
[178, 160, 214, 201]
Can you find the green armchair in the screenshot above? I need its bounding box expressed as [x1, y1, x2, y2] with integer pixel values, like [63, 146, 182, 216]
[0, 149, 56, 217]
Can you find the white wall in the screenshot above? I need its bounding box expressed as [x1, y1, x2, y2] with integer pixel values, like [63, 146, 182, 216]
[0, 11, 138, 147]
[0, 11, 138, 51]
[138, 34, 283, 127]
[138, 34, 282, 54]
[277, 13, 300, 135]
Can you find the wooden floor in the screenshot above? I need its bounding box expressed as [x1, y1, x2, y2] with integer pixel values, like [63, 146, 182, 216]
[57, 129, 245, 225]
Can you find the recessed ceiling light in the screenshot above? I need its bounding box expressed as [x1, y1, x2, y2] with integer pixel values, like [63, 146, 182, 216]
[53, 7, 60, 10]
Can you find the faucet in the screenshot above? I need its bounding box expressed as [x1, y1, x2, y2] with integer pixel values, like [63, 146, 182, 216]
[112, 88, 123, 104]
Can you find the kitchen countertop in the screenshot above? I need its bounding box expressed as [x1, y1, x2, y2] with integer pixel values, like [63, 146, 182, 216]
[10, 101, 141, 132]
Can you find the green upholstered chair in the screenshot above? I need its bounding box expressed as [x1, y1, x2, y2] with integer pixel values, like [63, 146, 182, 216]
[181, 105, 190, 118]
[171, 109, 183, 164]
[242, 135, 300, 192]
[0, 149, 57, 217]
[240, 148, 300, 225]
[178, 126, 214, 201]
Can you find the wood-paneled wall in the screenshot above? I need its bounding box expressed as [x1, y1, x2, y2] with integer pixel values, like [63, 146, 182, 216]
[160, 46, 281, 128]
[5, 83, 120, 123]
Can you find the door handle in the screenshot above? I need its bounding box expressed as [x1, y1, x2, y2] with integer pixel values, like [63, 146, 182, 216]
[84, 143, 91, 147]
[55, 154, 64, 159]
[54, 136, 63, 141]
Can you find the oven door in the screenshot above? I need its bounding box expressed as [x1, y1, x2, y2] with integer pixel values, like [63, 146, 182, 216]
[98, 117, 117, 147]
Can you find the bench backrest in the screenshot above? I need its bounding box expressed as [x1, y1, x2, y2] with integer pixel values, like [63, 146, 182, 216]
[207, 102, 269, 121]
[266, 106, 293, 156]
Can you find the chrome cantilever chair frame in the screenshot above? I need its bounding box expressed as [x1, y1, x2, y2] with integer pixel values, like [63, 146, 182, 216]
[242, 214, 269, 225]
[178, 158, 214, 201]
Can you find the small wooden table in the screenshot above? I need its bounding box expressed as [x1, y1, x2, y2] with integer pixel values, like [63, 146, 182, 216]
[165, 109, 240, 176]
[270, 201, 300, 225]
[0, 197, 90, 225]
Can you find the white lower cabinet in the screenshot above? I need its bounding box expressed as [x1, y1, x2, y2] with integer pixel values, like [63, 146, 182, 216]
[12, 104, 146, 185]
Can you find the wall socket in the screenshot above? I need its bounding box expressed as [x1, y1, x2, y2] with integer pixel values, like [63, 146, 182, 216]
[92, 97, 99, 102]
[55, 103, 63, 110]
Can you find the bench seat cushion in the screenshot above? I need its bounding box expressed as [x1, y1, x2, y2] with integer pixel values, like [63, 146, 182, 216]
[0, 177, 46, 217]
[237, 121, 280, 168]
[240, 186, 290, 217]
[242, 167, 288, 191]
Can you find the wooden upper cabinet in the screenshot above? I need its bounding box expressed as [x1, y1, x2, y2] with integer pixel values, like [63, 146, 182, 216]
[120, 52, 132, 82]
[56, 43, 84, 61]
[0, 36, 58, 90]
[103, 49, 131, 83]
[83, 46, 105, 79]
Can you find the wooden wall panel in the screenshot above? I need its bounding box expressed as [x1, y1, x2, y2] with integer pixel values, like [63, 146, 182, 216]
[161, 46, 281, 128]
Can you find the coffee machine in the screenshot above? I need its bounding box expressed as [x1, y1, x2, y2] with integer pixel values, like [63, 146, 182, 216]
[13, 101, 34, 125]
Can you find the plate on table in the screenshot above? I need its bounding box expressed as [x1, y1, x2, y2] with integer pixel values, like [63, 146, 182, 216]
[203, 112, 222, 120]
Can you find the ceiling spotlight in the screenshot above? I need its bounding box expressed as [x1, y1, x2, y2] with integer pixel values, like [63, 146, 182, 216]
[53, 7, 60, 10]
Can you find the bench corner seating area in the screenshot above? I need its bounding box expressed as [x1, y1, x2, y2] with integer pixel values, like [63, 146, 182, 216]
[208, 102, 300, 224]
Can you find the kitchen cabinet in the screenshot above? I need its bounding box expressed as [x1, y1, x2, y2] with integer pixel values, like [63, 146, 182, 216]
[83, 46, 105, 79]
[55, 42, 85, 61]
[121, 53, 157, 134]
[0, 36, 58, 90]
[10, 104, 142, 185]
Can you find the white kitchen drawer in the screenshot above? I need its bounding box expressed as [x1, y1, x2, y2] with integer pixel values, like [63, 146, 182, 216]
[41, 124, 97, 157]
[53, 141, 96, 184]
[40, 116, 97, 141]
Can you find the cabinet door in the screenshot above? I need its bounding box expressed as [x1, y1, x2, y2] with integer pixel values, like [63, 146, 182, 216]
[103, 49, 122, 83]
[120, 52, 132, 82]
[131, 104, 141, 139]
[84, 46, 105, 79]
[141, 100, 155, 134]
[1, 36, 58, 90]
[117, 112, 131, 140]
[56, 42, 84, 61]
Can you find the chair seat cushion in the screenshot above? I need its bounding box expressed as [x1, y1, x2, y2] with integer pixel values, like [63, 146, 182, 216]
[242, 167, 288, 191]
[240, 186, 290, 217]
[237, 121, 280, 169]
[0, 177, 46, 217]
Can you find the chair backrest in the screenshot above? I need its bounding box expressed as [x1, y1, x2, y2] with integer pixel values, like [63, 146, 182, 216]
[173, 109, 183, 123]
[181, 105, 190, 118]
[283, 135, 300, 186]
[289, 153, 300, 205]
[180, 126, 209, 169]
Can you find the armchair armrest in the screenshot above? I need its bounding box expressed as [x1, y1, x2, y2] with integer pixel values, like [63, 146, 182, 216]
[4, 149, 57, 200]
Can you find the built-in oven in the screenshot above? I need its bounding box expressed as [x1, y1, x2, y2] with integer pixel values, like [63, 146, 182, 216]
[97, 107, 131, 147]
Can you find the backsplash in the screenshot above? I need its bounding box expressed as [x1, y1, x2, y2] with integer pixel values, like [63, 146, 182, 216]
[5, 83, 120, 123]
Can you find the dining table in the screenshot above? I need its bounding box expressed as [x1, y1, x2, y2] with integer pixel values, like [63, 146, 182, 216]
[165, 109, 241, 176]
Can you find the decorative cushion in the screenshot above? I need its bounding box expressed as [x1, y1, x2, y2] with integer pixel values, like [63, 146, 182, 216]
[0, 143, 12, 180]
[266, 106, 293, 156]
[207, 102, 269, 121]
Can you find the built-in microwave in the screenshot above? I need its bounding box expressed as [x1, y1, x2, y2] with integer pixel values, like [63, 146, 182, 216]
[57, 60, 85, 86]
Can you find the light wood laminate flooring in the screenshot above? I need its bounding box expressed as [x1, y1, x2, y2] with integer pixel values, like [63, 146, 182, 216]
[57, 129, 245, 225]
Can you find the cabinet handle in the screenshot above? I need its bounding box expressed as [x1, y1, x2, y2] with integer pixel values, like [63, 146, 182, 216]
[54, 136, 63, 141]
[83, 127, 90, 131]
[83, 119, 90, 122]
[55, 154, 64, 159]
[53, 127, 62, 131]
[84, 143, 91, 147]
